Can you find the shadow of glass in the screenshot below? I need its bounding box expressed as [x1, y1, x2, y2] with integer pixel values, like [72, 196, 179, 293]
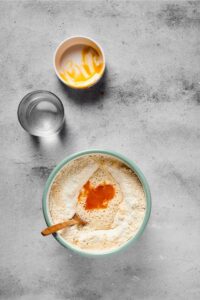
[58, 120, 68, 144]
[29, 120, 68, 150]
[29, 135, 40, 149]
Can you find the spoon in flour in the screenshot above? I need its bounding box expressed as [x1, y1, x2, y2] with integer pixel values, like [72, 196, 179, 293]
[41, 214, 86, 236]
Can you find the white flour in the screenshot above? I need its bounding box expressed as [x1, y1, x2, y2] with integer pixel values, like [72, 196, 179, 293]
[49, 154, 146, 253]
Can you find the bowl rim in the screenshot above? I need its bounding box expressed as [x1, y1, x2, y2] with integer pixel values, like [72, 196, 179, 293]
[53, 36, 106, 90]
[42, 149, 151, 256]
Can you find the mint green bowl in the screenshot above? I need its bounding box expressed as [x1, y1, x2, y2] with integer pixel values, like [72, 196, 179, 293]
[42, 150, 151, 256]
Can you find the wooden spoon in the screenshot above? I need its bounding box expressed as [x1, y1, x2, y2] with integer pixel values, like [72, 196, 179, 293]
[41, 214, 86, 236]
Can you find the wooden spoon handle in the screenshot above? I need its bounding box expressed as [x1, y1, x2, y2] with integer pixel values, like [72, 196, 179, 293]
[41, 219, 78, 236]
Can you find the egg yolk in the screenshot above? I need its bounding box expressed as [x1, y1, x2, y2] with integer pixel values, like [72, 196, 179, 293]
[60, 46, 103, 86]
[78, 181, 115, 210]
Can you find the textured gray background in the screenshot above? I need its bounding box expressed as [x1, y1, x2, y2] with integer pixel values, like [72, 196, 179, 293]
[0, 0, 200, 299]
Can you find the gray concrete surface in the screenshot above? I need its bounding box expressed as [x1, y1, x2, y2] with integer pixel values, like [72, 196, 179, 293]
[0, 0, 200, 299]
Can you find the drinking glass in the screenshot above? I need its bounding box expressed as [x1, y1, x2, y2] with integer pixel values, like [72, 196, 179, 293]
[17, 91, 65, 137]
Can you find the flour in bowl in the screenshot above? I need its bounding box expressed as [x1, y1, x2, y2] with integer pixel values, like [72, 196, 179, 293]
[49, 154, 146, 253]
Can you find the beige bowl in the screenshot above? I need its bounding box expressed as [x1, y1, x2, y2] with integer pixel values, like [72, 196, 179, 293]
[54, 36, 105, 89]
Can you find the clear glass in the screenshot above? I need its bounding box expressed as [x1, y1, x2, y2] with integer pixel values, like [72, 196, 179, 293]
[17, 91, 65, 137]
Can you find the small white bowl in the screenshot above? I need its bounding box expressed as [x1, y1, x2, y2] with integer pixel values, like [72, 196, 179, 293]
[54, 36, 106, 89]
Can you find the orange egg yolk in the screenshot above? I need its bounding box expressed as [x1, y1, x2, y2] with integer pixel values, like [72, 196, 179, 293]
[78, 181, 115, 210]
